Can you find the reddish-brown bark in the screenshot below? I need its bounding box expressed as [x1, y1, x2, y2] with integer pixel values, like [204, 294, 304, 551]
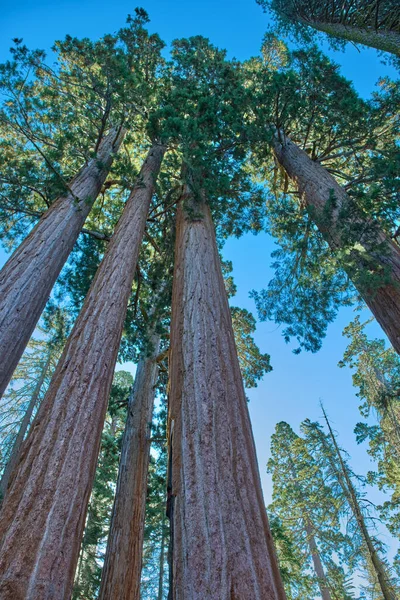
[168, 189, 287, 600]
[273, 133, 400, 355]
[0, 127, 124, 398]
[99, 332, 161, 600]
[0, 143, 165, 600]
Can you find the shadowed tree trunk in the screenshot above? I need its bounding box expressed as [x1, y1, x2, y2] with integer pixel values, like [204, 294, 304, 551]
[300, 19, 400, 56]
[273, 133, 400, 355]
[99, 331, 161, 600]
[0, 143, 166, 600]
[0, 354, 51, 501]
[168, 186, 287, 600]
[304, 517, 332, 600]
[0, 126, 125, 398]
[321, 409, 397, 600]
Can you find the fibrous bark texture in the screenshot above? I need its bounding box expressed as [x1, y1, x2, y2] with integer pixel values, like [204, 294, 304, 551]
[0, 127, 124, 398]
[273, 134, 400, 355]
[99, 332, 161, 600]
[311, 21, 400, 57]
[265, 0, 400, 56]
[0, 143, 165, 600]
[168, 190, 286, 600]
[0, 354, 51, 501]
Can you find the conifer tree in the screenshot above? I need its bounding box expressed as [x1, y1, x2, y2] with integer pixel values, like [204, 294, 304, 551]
[99, 322, 165, 599]
[169, 188, 284, 599]
[148, 34, 285, 598]
[0, 10, 165, 395]
[268, 514, 315, 599]
[303, 413, 398, 600]
[140, 395, 169, 600]
[257, 0, 400, 56]
[268, 422, 354, 599]
[0, 138, 166, 599]
[339, 321, 400, 574]
[248, 45, 400, 354]
[340, 317, 400, 455]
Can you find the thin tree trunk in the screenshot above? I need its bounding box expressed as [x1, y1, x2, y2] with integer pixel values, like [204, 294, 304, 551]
[304, 516, 332, 600]
[305, 20, 400, 57]
[0, 143, 166, 600]
[0, 354, 51, 501]
[158, 517, 167, 600]
[99, 332, 161, 600]
[168, 187, 287, 600]
[288, 457, 332, 600]
[0, 126, 125, 398]
[273, 133, 400, 355]
[322, 408, 396, 600]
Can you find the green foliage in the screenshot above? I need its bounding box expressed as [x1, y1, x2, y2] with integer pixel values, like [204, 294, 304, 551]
[268, 513, 315, 598]
[246, 43, 399, 351]
[0, 10, 165, 249]
[339, 318, 400, 572]
[231, 306, 272, 387]
[302, 417, 400, 597]
[257, 0, 400, 57]
[151, 35, 269, 238]
[268, 421, 354, 598]
[251, 194, 354, 353]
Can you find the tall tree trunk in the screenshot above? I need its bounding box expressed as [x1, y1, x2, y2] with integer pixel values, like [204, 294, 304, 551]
[0, 143, 166, 600]
[303, 20, 400, 57]
[303, 516, 332, 600]
[168, 187, 287, 600]
[0, 354, 51, 501]
[99, 332, 161, 600]
[273, 133, 400, 355]
[157, 517, 167, 600]
[322, 409, 396, 600]
[0, 126, 124, 398]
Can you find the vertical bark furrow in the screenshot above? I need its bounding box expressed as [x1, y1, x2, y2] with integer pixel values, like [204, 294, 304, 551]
[169, 191, 286, 600]
[0, 143, 165, 600]
[99, 332, 161, 600]
[273, 134, 400, 355]
[0, 127, 124, 398]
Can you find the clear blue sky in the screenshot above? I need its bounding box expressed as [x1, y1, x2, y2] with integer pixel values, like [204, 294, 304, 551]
[1, 0, 398, 572]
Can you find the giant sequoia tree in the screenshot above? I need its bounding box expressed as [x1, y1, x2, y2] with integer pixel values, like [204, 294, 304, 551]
[257, 0, 400, 56]
[0, 7, 399, 600]
[169, 189, 284, 599]
[0, 11, 164, 396]
[0, 141, 166, 599]
[248, 45, 400, 354]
